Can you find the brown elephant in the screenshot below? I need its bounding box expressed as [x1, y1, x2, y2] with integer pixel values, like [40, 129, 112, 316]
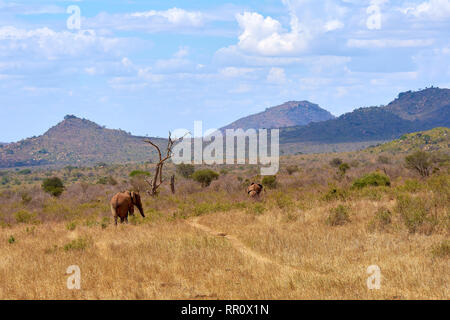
[110, 191, 145, 225]
[247, 183, 263, 199]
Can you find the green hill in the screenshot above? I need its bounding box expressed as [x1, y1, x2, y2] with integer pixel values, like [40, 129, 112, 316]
[368, 127, 449, 153]
[280, 88, 450, 145]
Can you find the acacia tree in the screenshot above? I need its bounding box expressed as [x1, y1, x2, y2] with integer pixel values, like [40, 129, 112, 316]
[144, 132, 186, 196]
[405, 151, 433, 178]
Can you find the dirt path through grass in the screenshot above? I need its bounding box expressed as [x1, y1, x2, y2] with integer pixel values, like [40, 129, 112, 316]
[186, 217, 301, 274]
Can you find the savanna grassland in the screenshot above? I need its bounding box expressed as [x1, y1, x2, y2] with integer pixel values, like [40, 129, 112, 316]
[0, 129, 449, 300]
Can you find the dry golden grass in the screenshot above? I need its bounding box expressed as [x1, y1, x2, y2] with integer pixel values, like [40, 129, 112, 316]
[1, 195, 448, 299]
[0, 151, 448, 300]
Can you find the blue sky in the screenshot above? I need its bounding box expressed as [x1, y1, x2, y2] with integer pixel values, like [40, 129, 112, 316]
[0, 0, 449, 142]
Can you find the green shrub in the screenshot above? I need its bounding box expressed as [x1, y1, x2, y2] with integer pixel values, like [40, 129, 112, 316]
[66, 222, 76, 231]
[375, 207, 392, 225]
[272, 191, 294, 209]
[42, 177, 64, 197]
[329, 158, 343, 167]
[367, 207, 392, 232]
[246, 203, 266, 215]
[338, 163, 350, 175]
[63, 238, 90, 251]
[432, 240, 450, 258]
[101, 217, 110, 229]
[326, 205, 350, 226]
[1, 176, 9, 185]
[262, 175, 277, 189]
[352, 172, 390, 189]
[323, 186, 348, 201]
[14, 210, 35, 224]
[399, 179, 422, 192]
[396, 194, 433, 234]
[176, 164, 195, 178]
[8, 235, 15, 244]
[18, 169, 32, 175]
[405, 151, 433, 177]
[129, 170, 151, 178]
[97, 176, 118, 185]
[192, 169, 219, 187]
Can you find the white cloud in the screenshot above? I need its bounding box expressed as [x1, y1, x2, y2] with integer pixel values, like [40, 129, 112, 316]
[174, 46, 189, 58]
[121, 57, 133, 68]
[153, 47, 194, 73]
[324, 20, 344, 32]
[266, 67, 287, 84]
[219, 67, 256, 78]
[0, 26, 127, 59]
[131, 8, 204, 27]
[347, 39, 434, 48]
[234, 11, 310, 56]
[401, 0, 450, 20]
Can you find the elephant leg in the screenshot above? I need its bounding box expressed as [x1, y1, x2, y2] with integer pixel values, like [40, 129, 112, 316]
[114, 216, 118, 226]
[120, 217, 125, 224]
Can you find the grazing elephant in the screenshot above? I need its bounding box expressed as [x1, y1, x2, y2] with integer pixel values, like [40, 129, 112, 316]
[247, 183, 263, 199]
[110, 191, 145, 225]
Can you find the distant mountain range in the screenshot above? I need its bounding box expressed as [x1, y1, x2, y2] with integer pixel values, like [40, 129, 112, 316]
[0, 87, 448, 168]
[0, 115, 167, 168]
[220, 100, 335, 131]
[280, 87, 449, 144]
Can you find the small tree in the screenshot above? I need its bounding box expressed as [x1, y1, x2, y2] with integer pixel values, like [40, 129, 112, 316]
[262, 175, 277, 189]
[329, 158, 343, 167]
[176, 163, 195, 178]
[352, 172, 390, 189]
[405, 151, 432, 177]
[144, 132, 187, 196]
[338, 163, 350, 175]
[192, 169, 219, 187]
[42, 177, 64, 197]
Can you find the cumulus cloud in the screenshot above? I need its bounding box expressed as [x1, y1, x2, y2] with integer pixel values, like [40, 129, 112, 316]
[130, 8, 204, 27]
[401, 0, 450, 20]
[234, 11, 310, 56]
[0, 26, 127, 59]
[324, 20, 344, 32]
[84, 7, 209, 33]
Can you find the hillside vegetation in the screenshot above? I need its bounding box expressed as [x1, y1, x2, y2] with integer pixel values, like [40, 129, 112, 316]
[281, 88, 450, 144]
[0, 115, 167, 168]
[221, 100, 334, 131]
[368, 127, 449, 153]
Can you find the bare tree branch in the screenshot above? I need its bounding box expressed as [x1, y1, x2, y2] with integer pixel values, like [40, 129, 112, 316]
[143, 132, 188, 196]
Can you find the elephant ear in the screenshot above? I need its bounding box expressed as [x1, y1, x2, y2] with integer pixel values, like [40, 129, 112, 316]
[130, 191, 136, 204]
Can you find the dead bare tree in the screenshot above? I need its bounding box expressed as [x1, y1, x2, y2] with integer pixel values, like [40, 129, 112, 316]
[144, 132, 186, 196]
[170, 175, 175, 194]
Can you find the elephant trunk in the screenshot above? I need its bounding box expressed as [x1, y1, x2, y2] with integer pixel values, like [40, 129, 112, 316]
[137, 203, 145, 218]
